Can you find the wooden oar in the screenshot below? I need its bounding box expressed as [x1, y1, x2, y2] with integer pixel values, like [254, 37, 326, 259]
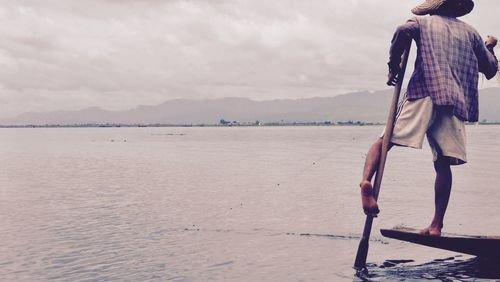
[353, 44, 412, 272]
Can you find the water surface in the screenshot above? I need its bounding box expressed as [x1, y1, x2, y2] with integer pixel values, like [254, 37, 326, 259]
[1, 126, 500, 281]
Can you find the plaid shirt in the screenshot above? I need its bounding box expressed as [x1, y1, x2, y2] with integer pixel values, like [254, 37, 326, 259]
[389, 15, 498, 122]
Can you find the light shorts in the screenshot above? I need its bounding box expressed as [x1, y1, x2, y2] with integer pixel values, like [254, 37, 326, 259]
[386, 95, 467, 165]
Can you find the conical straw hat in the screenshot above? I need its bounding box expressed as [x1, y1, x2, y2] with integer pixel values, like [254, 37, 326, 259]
[411, 0, 474, 17]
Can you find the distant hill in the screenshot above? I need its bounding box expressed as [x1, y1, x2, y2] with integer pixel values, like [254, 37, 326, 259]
[2, 88, 500, 126]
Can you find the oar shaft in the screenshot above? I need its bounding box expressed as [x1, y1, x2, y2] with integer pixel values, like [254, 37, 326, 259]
[353, 45, 411, 271]
[373, 46, 411, 201]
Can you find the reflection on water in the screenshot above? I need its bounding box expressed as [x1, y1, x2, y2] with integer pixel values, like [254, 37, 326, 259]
[358, 256, 500, 281]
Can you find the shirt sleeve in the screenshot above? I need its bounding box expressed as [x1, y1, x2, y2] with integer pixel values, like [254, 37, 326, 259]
[388, 19, 419, 70]
[474, 34, 498, 80]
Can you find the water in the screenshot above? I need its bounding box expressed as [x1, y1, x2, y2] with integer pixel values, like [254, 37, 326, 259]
[1, 126, 500, 281]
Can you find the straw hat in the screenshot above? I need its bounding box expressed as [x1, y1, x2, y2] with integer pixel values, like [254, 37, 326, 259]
[411, 0, 474, 17]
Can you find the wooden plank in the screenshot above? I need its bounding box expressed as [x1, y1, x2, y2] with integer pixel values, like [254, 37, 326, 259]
[380, 227, 500, 258]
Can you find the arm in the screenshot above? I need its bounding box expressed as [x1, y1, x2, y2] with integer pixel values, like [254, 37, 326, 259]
[475, 35, 498, 80]
[387, 19, 419, 86]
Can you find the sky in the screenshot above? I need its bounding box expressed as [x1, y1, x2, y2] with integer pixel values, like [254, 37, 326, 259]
[0, 0, 499, 118]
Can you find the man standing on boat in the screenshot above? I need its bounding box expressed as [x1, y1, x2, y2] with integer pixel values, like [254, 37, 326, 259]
[359, 0, 498, 236]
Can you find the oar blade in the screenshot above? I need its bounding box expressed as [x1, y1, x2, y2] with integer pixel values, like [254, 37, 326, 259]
[353, 236, 369, 270]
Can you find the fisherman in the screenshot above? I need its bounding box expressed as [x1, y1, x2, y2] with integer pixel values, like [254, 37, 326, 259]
[360, 0, 498, 236]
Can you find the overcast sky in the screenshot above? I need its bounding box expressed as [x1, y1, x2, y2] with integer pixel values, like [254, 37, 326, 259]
[1, 0, 499, 118]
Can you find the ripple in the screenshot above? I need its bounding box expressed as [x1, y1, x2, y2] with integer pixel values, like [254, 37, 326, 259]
[357, 256, 500, 281]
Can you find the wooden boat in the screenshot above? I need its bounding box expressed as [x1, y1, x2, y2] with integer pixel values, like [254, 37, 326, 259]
[380, 227, 500, 258]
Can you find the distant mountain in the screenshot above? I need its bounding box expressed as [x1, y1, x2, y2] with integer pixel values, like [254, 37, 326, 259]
[2, 88, 500, 126]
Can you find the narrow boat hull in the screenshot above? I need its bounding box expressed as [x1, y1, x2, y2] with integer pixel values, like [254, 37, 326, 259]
[381, 227, 500, 258]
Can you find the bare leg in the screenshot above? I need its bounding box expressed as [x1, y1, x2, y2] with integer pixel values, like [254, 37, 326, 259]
[362, 138, 384, 182]
[421, 156, 452, 236]
[359, 138, 391, 216]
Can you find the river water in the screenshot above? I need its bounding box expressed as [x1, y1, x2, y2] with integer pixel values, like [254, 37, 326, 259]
[1, 126, 499, 281]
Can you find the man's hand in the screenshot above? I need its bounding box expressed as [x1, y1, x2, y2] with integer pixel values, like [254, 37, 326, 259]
[485, 35, 498, 50]
[387, 66, 401, 86]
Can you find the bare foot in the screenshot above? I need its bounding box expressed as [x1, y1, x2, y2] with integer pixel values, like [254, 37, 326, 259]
[420, 225, 442, 237]
[360, 180, 380, 217]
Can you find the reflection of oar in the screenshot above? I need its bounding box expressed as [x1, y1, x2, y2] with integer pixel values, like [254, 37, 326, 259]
[353, 44, 412, 272]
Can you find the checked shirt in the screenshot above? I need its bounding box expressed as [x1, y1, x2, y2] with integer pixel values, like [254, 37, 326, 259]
[389, 15, 498, 122]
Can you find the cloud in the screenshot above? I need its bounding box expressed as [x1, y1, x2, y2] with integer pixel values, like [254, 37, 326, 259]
[0, 0, 498, 118]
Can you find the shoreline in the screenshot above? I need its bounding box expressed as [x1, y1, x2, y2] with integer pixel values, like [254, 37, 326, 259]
[1, 122, 499, 129]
